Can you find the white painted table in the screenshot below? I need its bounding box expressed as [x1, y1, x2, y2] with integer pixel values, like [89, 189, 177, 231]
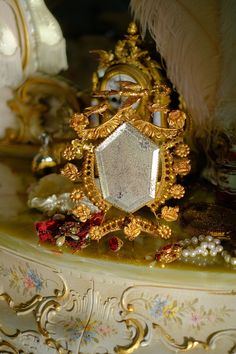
[0, 155, 236, 354]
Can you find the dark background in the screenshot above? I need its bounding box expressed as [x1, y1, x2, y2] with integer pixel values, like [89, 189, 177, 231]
[45, 0, 132, 91]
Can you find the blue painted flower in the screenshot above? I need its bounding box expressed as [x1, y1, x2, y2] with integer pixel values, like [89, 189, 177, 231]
[67, 325, 83, 341]
[65, 320, 98, 345]
[82, 329, 98, 344]
[150, 298, 168, 318]
[27, 270, 43, 291]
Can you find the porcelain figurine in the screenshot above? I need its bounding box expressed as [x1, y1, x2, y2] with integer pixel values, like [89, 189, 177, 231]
[0, 0, 68, 138]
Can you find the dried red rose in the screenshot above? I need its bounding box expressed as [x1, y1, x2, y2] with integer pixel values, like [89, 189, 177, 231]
[35, 211, 104, 250]
[35, 219, 60, 242]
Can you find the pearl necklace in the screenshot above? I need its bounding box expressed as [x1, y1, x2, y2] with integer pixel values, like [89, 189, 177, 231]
[222, 250, 236, 266]
[179, 235, 236, 267]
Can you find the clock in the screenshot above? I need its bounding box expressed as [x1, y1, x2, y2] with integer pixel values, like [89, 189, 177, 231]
[100, 63, 151, 111]
[92, 22, 172, 126]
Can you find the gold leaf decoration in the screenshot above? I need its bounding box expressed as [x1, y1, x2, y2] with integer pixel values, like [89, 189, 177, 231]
[78, 110, 125, 140]
[82, 151, 110, 212]
[173, 159, 191, 176]
[90, 225, 103, 240]
[71, 139, 84, 159]
[61, 163, 80, 182]
[174, 143, 190, 157]
[72, 204, 91, 222]
[70, 113, 89, 134]
[124, 219, 142, 240]
[63, 145, 77, 160]
[133, 120, 178, 140]
[82, 143, 94, 153]
[167, 110, 186, 129]
[158, 224, 172, 239]
[161, 206, 179, 222]
[70, 189, 84, 201]
[59, 23, 192, 243]
[90, 49, 114, 68]
[170, 184, 185, 199]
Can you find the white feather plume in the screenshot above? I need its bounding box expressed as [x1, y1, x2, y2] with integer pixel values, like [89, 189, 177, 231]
[130, 0, 236, 137]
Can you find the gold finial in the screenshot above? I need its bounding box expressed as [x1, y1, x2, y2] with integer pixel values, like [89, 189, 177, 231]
[127, 21, 138, 35]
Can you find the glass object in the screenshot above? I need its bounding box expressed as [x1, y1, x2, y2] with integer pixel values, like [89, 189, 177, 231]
[95, 123, 160, 212]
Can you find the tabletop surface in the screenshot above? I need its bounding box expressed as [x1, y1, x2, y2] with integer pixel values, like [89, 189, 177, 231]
[0, 149, 235, 292]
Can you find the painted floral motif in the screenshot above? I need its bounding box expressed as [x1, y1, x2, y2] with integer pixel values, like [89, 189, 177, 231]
[24, 269, 43, 291]
[60, 317, 118, 346]
[46, 288, 130, 353]
[0, 263, 44, 294]
[146, 295, 233, 330]
[150, 298, 168, 318]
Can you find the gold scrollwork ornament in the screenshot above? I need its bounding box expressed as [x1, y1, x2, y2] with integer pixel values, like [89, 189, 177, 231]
[62, 87, 190, 243]
[92, 22, 172, 125]
[61, 23, 191, 245]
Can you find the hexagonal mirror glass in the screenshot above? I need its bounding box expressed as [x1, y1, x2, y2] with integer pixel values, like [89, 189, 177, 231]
[95, 123, 160, 213]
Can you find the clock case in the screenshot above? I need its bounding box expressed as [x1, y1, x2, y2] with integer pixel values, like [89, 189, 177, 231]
[91, 22, 174, 127]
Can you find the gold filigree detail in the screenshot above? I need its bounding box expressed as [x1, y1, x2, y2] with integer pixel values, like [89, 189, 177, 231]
[92, 21, 172, 123]
[1, 265, 236, 354]
[45, 338, 68, 354]
[63, 145, 77, 160]
[149, 146, 176, 213]
[0, 275, 68, 352]
[70, 188, 84, 201]
[173, 158, 191, 176]
[167, 110, 186, 129]
[124, 219, 142, 240]
[60, 23, 191, 242]
[157, 224, 172, 239]
[153, 323, 208, 351]
[63, 140, 84, 161]
[0, 293, 43, 313]
[72, 204, 91, 222]
[81, 151, 110, 212]
[90, 50, 114, 72]
[132, 120, 178, 141]
[115, 318, 145, 354]
[61, 163, 81, 182]
[70, 112, 89, 134]
[120, 285, 236, 353]
[80, 113, 123, 140]
[209, 231, 230, 238]
[89, 225, 104, 240]
[133, 216, 162, 237]
[170, 184, 185, 199]
[73, 103, 135, 141]
[93, 22, 154, 78]
[90, 217, 125, 241]
[0, 339, 24, 354]
[174, 143, 190, 157]
[35, 276, 68, 339]
[161, 206, 179, 222]
[89, 216, 169, 241]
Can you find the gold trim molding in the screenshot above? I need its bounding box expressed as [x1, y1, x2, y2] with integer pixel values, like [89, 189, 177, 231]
[0, 248, 236, 354]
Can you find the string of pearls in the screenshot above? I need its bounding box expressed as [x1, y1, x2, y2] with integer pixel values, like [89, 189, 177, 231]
[222, 250, 236, 266]
[179, 235, 236, 267]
